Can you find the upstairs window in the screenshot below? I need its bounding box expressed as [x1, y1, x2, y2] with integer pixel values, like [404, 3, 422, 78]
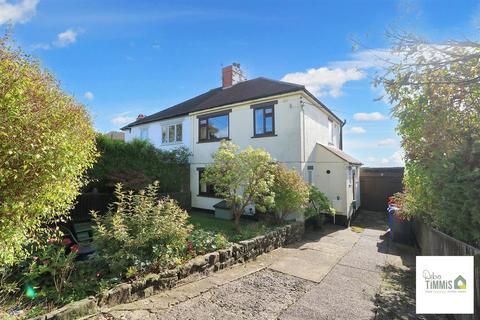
[140, 127, 149, 140]
[198, 111, 230, 142]
[328, 118, 334, 144]
[252, 101, 276, 137]
[162, 123, 182, 144]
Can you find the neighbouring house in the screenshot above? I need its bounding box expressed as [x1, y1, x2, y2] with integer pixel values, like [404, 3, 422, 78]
[121, 63, 362, 225]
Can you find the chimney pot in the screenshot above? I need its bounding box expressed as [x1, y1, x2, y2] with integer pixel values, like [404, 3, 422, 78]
[137, 114, 145, 120]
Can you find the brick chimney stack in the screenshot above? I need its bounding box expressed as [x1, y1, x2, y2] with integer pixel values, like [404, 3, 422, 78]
[137, 114, 145, 120]
[222, 63, 246, 88]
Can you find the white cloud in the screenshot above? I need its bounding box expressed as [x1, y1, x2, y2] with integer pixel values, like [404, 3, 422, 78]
[32, 28, 81, 50]
[353, 112, 387, 121]
[0, 0, 39, 25]
[331, 48, 401, 70]
[364, 150, 404, 167]
[377, 138, 396, 147]
[111, 112, 136, 126]
[348, 126, 366, 134]
[54, 29, 78, 47]
[281, 67, 366, 97]
[84, 91, 94, 100]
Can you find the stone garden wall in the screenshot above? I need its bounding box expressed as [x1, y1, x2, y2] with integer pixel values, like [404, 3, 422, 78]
[36, 221, 305, 320]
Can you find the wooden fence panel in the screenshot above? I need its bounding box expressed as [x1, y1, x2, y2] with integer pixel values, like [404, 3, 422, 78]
[414, 219, 480, 319]
[360, 167, 404, 212]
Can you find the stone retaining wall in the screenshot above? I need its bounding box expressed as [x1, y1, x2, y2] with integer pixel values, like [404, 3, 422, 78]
[36, 221, 305, 320]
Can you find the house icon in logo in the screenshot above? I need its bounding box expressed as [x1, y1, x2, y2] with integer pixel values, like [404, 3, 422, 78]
[454, 275, 466, 289]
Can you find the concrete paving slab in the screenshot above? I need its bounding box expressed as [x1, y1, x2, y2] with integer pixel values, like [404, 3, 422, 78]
[338, 245, 386, 273]
[267, 247, 342, 282]
[171, 277, 218, 299]
[295, 239, 350, 256]
[208, 262, 265, 285]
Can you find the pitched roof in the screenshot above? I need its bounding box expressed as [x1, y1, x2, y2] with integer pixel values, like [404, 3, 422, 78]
[317, 143, 363, 165]
[121, 77, 341, 129]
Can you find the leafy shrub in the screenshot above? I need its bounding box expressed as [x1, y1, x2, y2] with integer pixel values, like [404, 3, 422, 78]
[305, 186, 335, 227]
[271, 164, 310, 221]
[379, 34, 480, 247]
[92, 182, 192, 277]
[187, 230, 230, 256]
[88, 135, 190, 192]
[0, 33, 97, 266]
[23, 236, 77, 305]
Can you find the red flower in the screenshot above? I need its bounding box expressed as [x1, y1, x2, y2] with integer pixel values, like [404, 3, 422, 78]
[62, 238, 72, 245]
[42, 259, 49, 265]
[47, 238, 57, 244]
[71, 244, 79, 254]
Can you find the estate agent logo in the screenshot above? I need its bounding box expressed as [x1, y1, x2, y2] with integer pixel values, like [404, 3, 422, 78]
[416, 256, 473, 314]
[454, 275, 466, 289]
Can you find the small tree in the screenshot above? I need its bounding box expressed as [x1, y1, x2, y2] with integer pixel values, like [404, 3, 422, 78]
[0, 33, 97, 266]
[202, 141, 275, 232]
[272, 164, 310, 221]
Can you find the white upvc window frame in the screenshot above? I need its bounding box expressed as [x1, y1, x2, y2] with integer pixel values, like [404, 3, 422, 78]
[162, 123, 183, 145]
[328, 118, 334, 145]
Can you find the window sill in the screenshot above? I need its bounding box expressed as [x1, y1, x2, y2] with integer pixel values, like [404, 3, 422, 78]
[197, 194, 223, 199]
[197, 138, 230, 144]
[252, 133, 277, 138]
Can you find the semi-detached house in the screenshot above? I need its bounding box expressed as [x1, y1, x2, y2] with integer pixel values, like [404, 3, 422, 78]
[121, 63, 362, 225]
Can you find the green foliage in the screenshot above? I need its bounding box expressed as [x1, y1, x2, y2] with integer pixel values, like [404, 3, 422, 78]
[92, 182, 192, 277]
[187, 230, 230, 256]
[23, 236, 77, 305]
[305, 186, 335, 226]
[380, 34, 480, 247]
[202, 141, 275, 231]
[0, 34, 98, 266]
[271, 164, 310, 221]
[88, 135, 190, 192]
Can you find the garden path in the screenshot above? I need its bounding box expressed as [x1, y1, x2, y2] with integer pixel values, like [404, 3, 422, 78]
[88, 211, 419, 320]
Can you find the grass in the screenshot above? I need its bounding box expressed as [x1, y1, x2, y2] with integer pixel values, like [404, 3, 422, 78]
[188, 210, 277, 242]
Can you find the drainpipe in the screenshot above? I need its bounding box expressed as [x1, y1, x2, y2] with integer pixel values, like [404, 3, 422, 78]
[300, 97, 306, 164]
[340, 119, 346, 150]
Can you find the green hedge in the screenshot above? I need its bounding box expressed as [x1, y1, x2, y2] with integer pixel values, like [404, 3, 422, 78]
[87, 135, 190, 193]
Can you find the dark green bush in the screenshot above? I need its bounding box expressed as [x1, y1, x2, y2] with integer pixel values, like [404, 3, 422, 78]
[87, 135, 190, 193]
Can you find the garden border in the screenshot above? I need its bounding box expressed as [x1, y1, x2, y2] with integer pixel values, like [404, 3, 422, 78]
[35, 221, 304, 320]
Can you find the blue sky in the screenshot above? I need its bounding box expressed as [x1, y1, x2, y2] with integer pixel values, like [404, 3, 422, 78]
[2, 0, 479, 166]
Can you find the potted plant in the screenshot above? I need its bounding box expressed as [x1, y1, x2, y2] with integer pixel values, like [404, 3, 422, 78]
[387, 192, 414, 245]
